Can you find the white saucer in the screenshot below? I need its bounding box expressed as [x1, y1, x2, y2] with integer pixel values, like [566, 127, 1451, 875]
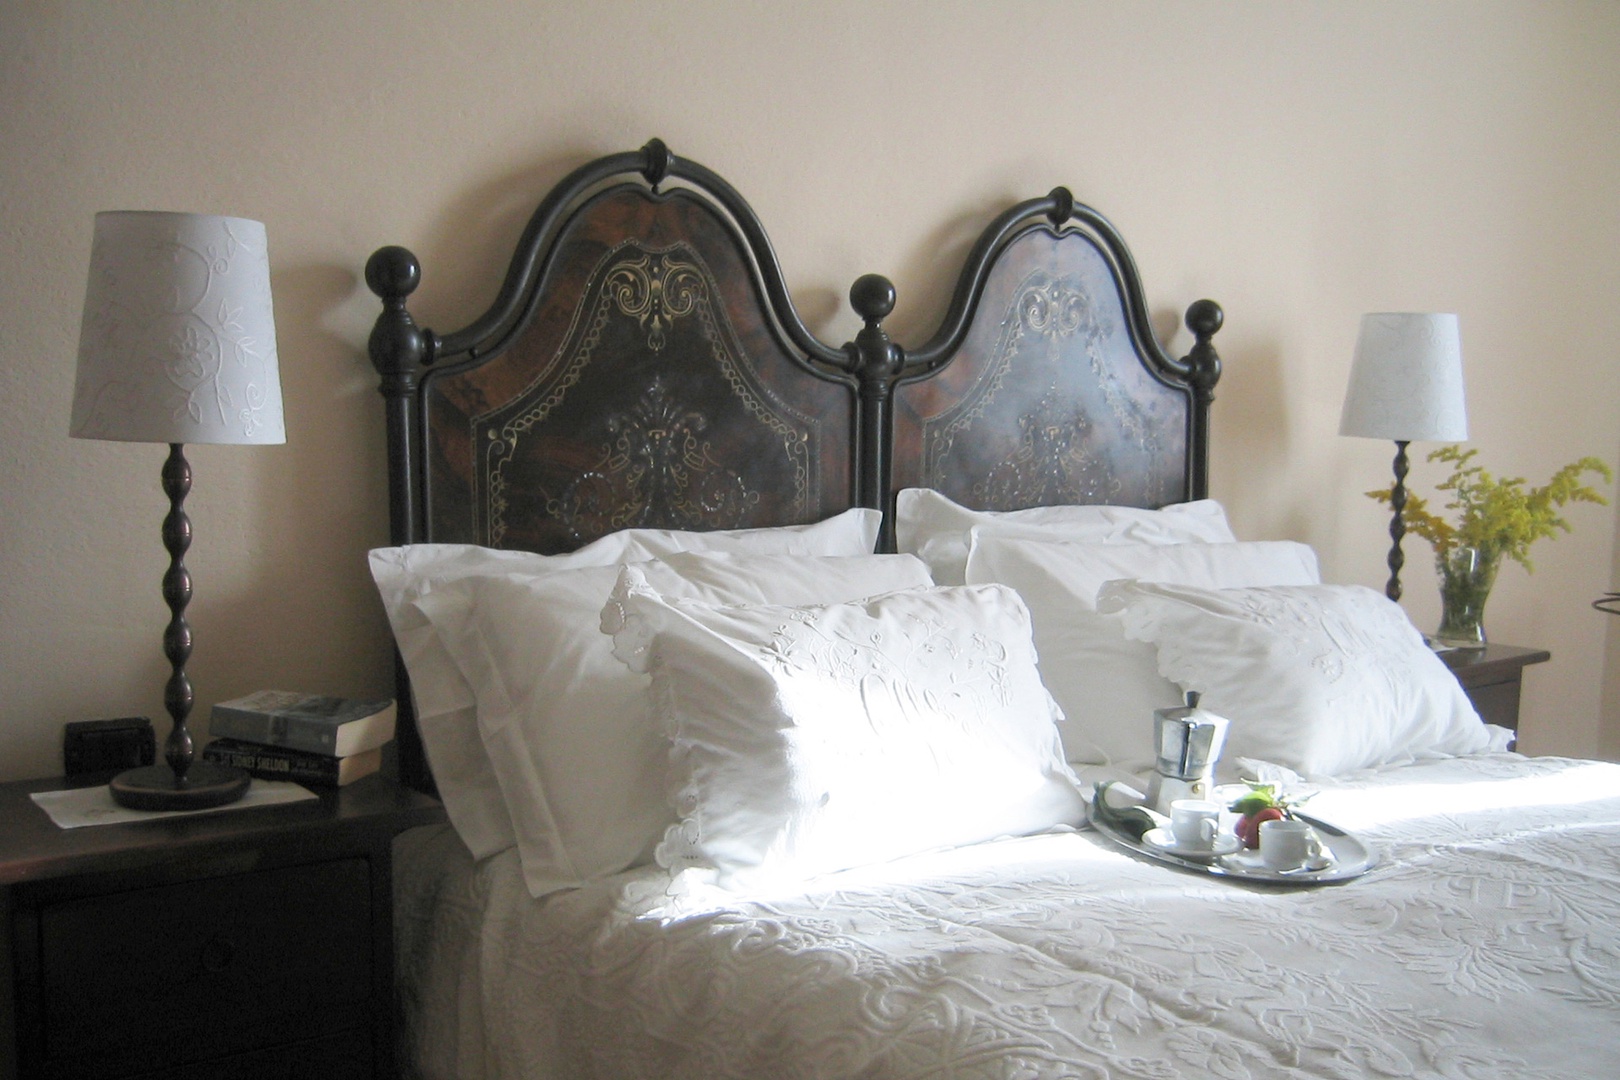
[1220, 848, 1337, 876]
[1143, 827, 1241, 861]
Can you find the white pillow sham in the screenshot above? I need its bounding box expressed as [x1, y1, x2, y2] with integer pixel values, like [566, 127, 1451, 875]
[367, 507, 881, 859]
[602, 571, 1086, 889]
[417, 551, 933, 897]
[1097, 580, 1492, 778]
[894, 487, 1237, 584]
[965, 536, 1321, 769]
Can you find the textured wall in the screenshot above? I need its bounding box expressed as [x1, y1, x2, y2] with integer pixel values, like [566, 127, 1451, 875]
[3, 0, 1617, 781]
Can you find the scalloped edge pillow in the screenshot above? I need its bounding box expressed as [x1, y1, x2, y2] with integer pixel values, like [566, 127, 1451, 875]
[601, 570, 1086, 889]
[1096, 580, 1495, 778]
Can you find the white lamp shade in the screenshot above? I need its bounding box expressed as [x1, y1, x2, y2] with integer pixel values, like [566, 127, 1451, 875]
[1339, 312, 1467, 442]
[70, 211, 285, 445]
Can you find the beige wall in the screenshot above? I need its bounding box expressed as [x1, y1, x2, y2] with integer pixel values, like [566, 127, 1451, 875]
[3, 1, 1618, 783]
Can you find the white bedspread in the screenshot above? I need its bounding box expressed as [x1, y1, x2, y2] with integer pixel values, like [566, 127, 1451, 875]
[395, 752, 1620, 1079]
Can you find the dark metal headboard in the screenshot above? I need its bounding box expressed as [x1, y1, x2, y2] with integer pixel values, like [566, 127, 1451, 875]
[365, 141, 1222, 792]
[889, 190, 1221, 523]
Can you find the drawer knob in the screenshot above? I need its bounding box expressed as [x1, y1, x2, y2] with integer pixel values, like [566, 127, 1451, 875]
[200, 935, 236, 974]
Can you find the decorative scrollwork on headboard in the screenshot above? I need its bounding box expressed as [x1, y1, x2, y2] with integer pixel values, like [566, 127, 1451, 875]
[603, 253, 705, 352]
[922, 266, 1169, 509]
[892, 220, 1203, 518]
[476, 238, 815, 549]
[545, 375, 761, 538]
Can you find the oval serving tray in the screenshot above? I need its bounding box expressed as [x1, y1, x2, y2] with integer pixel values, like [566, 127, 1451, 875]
[1087, 804, 1377, 886]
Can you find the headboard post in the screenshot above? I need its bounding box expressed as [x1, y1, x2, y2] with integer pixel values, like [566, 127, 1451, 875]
[1181, 299, 1224, 500]
[365, 245, 438, 793]
[848, 273, 904, 550]
[365, 245, 436, 546]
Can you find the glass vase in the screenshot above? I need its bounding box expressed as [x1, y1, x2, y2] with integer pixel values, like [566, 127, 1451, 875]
[1433, 545, 1501, 650]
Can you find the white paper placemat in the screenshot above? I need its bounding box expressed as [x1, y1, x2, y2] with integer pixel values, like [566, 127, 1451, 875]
[30, 779, 319, 829]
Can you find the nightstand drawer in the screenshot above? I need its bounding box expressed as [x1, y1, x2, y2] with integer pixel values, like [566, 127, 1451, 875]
[35, 857, 373, 1068]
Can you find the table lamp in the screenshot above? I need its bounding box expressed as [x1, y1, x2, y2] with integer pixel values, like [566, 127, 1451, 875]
[70, 211, 285, 810]
[1339, 312, 1467, 602]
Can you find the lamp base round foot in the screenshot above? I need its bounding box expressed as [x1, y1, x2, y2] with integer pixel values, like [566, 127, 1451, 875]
[109, 762, 251, 811]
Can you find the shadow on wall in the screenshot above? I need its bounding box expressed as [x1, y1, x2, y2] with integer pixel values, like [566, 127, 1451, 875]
[1602, 498, 1620, 760]
[1205, 331, 1293, 534]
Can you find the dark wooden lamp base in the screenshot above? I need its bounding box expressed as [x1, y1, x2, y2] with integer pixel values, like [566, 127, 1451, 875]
[109, 761, 251, 811]
[107, 443, 253, 813]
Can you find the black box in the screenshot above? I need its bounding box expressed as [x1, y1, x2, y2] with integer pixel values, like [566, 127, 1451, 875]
[63, 717, 156, 777]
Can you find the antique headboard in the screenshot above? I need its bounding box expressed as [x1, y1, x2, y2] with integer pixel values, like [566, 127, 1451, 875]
[366, 140, 1223, 791]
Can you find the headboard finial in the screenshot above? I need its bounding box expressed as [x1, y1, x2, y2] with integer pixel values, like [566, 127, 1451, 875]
[1183, 298, 1224, 395]
[365, 244, 420, 301]
[365, 246, 432, 377]
[640, 138, 673, 191]
[850, 273, 897, 324]
[1046, 187, 1075, 227]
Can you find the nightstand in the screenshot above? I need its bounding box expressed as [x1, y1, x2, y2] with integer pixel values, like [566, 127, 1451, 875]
[1442, 643, 1550, 735]
[0, 773, 444, 1080]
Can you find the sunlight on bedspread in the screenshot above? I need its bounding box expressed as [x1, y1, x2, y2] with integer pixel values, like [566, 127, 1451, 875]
[396, 752, 1620, 1080]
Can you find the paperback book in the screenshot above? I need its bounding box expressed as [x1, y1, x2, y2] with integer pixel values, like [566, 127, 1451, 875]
[201, 738, 383, 787]
[209, 691, 396, 757]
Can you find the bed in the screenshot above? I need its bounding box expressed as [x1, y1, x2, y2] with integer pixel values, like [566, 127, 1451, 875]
[364, 140, 1620, 1079]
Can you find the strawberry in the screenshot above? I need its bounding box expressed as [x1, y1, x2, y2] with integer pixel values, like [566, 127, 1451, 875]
[1235, 805, 1285, 848]
[1230, 782, 1296, 849]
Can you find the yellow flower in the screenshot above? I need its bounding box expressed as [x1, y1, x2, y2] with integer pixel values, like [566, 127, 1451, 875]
[1368, 446, 1611, 573]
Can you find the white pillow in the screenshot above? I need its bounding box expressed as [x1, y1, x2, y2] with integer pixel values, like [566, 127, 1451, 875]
[367, 507, 881, 859]
[1096, 580, 1491, 778]
[601, 571, 1086, 889]
[418, 551, 933, 897]
[894, 487, 1237, 584]
[965, 536, 1321, 769]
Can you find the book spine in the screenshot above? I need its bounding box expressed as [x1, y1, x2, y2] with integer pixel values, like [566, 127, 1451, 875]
[209, 705, 339, 755]
[202, 742, 343, 786]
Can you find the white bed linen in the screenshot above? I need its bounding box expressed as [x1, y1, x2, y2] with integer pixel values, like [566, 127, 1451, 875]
[396, 752, 1620, 1080]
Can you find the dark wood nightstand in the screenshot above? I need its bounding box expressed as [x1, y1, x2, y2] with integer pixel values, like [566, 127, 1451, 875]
[1441, 643, 1551, 735]
[0, 773, 444, 1080]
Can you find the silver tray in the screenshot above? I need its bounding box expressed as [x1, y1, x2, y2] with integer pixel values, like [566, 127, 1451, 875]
[1087, 804, 1377, 886]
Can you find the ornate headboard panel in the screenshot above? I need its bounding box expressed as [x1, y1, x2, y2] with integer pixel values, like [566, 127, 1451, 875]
[365, 142, 861, 788]
[888, 190, 1222, 531]
[366, 141, 857, 555]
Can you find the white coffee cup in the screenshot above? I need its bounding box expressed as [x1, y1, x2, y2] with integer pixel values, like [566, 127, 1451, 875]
[1259, 818, 1323, 870]
[1169, 799, 1222, 851]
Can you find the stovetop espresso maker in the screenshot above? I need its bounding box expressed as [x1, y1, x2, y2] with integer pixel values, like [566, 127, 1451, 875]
[1146, 691, 1229, 814]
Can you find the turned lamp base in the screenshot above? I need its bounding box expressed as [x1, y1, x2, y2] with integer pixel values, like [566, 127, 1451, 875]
[106, 443, 252, 813]
[110, 761, 251, 811]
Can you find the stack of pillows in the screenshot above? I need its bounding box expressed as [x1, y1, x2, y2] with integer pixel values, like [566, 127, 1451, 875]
[373, 491, 1494, 898]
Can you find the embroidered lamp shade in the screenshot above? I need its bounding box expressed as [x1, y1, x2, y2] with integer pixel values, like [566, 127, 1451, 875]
[1339, 313, 1467, 443]
[70, 211, 284, 446]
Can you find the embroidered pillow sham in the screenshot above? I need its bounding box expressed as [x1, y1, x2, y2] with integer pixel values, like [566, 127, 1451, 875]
[602, 571, 1086, 889]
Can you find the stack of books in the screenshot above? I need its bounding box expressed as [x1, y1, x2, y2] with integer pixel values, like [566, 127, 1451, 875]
[202, 691, 397, 788]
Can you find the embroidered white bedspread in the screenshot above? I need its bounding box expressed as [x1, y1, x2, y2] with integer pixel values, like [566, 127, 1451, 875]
[395, 752, 1620, 1079]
